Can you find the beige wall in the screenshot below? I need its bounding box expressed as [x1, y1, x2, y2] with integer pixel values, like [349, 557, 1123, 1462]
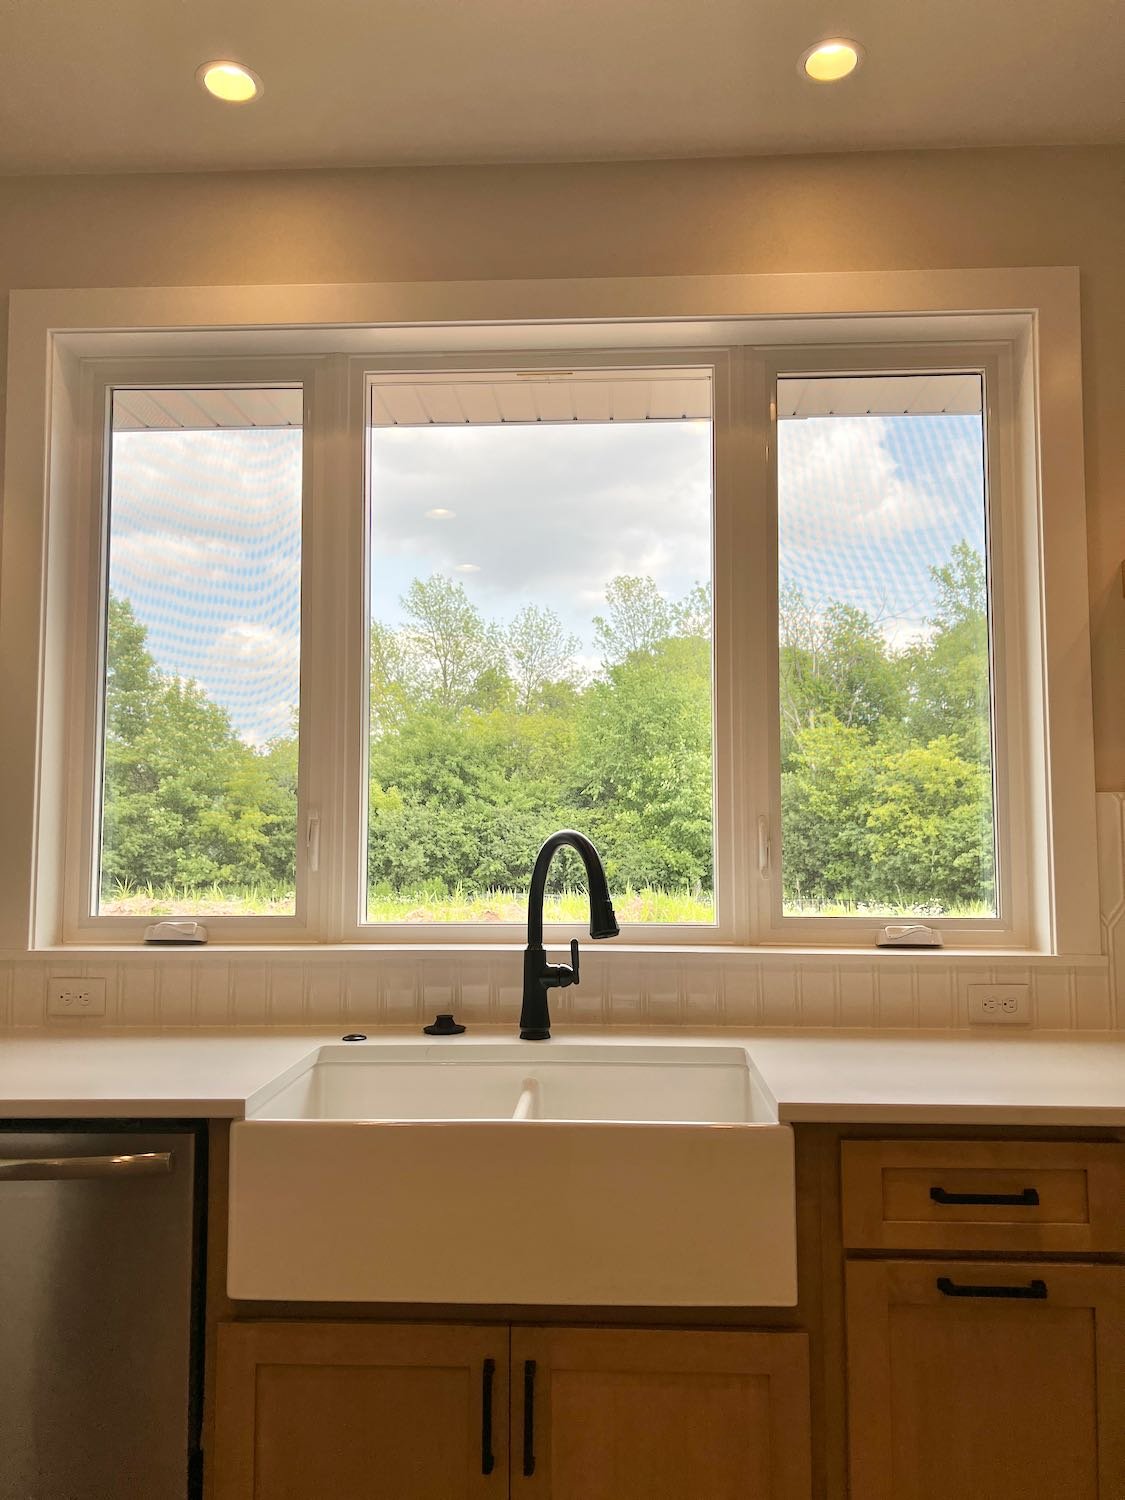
[1, 144, 1122, 783]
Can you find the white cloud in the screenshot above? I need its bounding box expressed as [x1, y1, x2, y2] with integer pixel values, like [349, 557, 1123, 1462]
[777, 414, 987, 631]
[878, 617, 938, 651]
[368, 422, 713, 645]
[237, 700, 298, 749]
[209, 622, 300, 672]
[110, 531, 247, 587]
[113, 428, 302, 518]
[778, 417, 948, 546]
[106, 428, 303, 744]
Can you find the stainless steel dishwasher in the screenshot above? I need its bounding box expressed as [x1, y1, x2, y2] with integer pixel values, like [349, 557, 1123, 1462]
[0, 1123, 204, 1499]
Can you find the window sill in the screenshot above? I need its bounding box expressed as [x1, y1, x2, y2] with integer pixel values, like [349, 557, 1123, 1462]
[14, 942, 1107, 969]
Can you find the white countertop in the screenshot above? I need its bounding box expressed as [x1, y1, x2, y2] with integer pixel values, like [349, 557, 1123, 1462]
[0, 1026, 1121, 1125]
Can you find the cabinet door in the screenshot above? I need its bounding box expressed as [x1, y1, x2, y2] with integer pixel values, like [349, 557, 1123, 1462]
[846, 1261, 1125, 1500]
[510, 1326, 811, 1500]
[212, 1321, 508, 1500]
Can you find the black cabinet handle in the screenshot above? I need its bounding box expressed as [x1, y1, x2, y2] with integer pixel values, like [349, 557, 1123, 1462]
[522, 1359, 537, 1477]
[930, 1186, 1040, 1207]
[937, 1275, 1048, 1300]
[481, 1358, 495, 1476]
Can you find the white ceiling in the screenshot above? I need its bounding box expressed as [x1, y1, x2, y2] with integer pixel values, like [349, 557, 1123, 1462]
[0, 0, 1122, 174]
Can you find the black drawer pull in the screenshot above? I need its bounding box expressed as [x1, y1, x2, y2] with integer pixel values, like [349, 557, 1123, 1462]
[930, 1186, 1040, 1207]
[522, 1359, 537, 1477]
[937, 1276, 1048, 1300]
[481, 1358, 496, 1475]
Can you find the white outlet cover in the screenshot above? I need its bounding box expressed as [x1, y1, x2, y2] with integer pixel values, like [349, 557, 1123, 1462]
[47, 978, 107, 1018]
[967, 982, 1031, 1025]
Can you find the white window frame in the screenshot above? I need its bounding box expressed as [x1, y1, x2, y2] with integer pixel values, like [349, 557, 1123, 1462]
[344, 348, 737, 945]
[60, 356, 327, 945]
[0, 269, 1100, 960]
[753, 343, 1029, 948]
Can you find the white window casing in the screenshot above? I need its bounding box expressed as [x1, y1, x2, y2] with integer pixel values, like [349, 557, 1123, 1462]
[0, 269, 1100, 959]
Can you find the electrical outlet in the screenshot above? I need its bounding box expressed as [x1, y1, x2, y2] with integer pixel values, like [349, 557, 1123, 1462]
[47, 978, 107, 1019]
[967, 983, 1030, 1025]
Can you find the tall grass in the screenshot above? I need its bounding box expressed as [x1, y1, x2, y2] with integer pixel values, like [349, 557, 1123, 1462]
[102, 881, 992, 923]
[781, 897, 997, 918]
[101, 881, 716, 923]
[100, 880, 296, 917]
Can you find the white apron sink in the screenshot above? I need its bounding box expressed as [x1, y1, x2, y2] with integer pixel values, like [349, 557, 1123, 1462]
[227, 1041, 797, 1306]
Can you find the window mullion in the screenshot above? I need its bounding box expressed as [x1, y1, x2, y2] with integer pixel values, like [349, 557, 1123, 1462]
[61, 365, 110, 941]
[738, 347, 779, 945]
[301, 355, 363, 940]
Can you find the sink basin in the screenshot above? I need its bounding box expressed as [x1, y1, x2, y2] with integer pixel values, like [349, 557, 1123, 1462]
[249, 1043, 761, 1124]
[228, 1041, 796, 1306]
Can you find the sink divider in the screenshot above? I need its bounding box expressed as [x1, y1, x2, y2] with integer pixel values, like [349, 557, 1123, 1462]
[512, 1079, 540, 1121]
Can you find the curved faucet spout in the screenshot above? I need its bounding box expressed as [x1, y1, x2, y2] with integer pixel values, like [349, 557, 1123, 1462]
[520, 831, 619, 1041]
[526, 830, 620, 947]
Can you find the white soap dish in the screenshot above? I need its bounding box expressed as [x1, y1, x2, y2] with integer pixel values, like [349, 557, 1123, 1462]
[876, 924, 944, 948]
[143, 920, 209, 945]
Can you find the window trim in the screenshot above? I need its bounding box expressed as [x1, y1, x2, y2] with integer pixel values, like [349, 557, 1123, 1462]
[0, 268, 1099, 958]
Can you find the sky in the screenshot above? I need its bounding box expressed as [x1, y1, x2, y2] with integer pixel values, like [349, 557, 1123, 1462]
[108, 425, 302, 746]
[778, 409, 986, 645]
[107, 396, 986, 746]
[368, 421, 712, 662]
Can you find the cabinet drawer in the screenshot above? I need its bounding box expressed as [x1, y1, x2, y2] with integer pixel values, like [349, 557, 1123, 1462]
[841, 1141, 1125, 1252]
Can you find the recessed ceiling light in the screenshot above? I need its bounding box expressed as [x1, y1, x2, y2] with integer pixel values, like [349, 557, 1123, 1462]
[197, 61, 263, 104]
[425, 508, 456, 519]
[799, 39, 863, 83]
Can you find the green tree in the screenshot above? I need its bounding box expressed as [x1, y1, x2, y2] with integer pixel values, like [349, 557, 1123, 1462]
[104, 595, 159, 743]
[779, 584, 906, 751]
[400, 574, 506, 709]
[368, 703, 580, 893]
[574, 633, 713, 891]
[369, 619, 415, 738]
[101, 595, 298, 895]
[674, 581, 712, 640]
[866, 738, 994, 909]
[593, 575, 678, 662]
[778, 544, 994, 915]
[254, 725, 300, 884]
[506, 604, 580, 713]
[903, 541, 991, 762]
[780, 717, 877, 907]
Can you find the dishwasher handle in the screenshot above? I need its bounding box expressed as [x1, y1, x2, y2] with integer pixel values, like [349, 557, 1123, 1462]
[0, 1152, 174, 1181]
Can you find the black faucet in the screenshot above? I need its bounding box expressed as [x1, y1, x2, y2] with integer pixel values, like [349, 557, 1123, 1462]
[519, 830, 620, 1041]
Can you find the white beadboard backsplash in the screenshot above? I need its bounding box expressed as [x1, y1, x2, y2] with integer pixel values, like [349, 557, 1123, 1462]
[1, 791, 1122, 1032]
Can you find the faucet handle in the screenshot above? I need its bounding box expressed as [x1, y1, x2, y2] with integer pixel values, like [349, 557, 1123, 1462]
[569, 938, 580, 985]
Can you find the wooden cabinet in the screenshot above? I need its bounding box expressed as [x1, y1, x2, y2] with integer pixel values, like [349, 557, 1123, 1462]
[510, 1327, 811, 1500]
[207, 1129, 1122, 1500]
[212, 1322, 811, 1500]
[846, 1260, 1125, 1500]
[212, 1322, 508, 1500]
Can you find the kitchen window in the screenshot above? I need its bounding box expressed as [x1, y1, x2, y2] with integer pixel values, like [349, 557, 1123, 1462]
[16, 286, 1087, 954]
[364, 368, 715, 927]
[96, 386, 304, 920]
[774, 372, 998, 924]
